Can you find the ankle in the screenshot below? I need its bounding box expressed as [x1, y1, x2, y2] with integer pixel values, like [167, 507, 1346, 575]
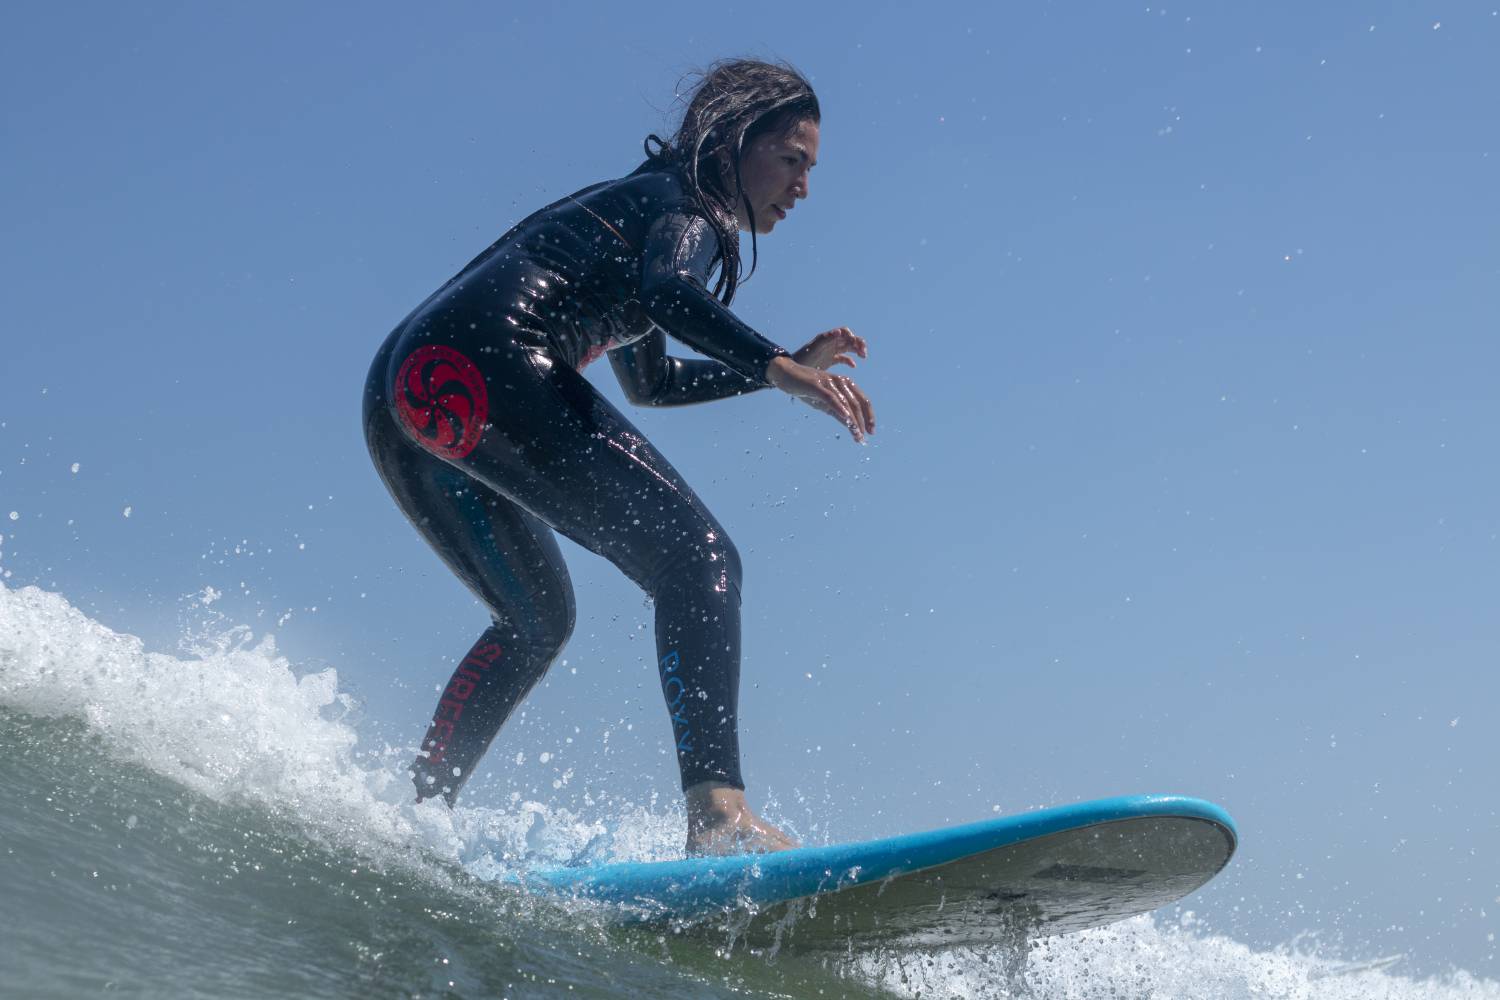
[684, 781, 748, 826]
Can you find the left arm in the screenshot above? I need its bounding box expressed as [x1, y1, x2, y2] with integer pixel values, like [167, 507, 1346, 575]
[637, 205, 790, 383]
[608, 326, 769, 407]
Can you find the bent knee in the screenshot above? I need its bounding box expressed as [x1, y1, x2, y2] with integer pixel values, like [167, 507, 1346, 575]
[650, 528, 743, 601]
[718, 534, 744, 599]
[490, 585, 575, 659]
[537, 587, 577, 656]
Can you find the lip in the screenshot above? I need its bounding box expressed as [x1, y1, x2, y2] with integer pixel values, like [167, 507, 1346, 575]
[773, 205, 787, 219]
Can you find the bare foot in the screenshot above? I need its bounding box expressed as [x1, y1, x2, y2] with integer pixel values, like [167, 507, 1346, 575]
[684, 781, 800, 857]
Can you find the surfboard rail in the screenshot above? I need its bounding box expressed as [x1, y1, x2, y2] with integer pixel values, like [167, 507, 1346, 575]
[514, 794, 1237, 949]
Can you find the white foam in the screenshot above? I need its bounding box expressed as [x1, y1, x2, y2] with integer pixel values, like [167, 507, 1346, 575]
[0, 580, 674, 875]
[2, 581, 1496, 998]
[850, 914, 1500, 999]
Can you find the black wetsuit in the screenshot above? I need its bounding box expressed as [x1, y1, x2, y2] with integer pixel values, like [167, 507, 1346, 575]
[362, 161, 791, 805]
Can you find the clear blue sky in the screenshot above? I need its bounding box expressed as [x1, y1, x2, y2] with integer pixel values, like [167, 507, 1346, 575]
[3, 0, 1497, 976]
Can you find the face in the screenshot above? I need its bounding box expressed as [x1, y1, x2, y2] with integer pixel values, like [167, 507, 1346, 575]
[717, 117, 819, 235]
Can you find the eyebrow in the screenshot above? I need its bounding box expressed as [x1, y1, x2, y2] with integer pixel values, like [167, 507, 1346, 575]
[785, 143, 818, 167]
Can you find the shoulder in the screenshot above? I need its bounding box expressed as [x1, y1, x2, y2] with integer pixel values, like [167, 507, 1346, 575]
[615, 166, 696, 214]
[633, 172, 730, 252]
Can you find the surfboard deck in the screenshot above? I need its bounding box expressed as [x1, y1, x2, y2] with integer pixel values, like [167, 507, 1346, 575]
[517, 795, 1237, 952]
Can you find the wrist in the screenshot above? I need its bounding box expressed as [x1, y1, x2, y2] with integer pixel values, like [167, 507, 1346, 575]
[765, 354, 798, 385]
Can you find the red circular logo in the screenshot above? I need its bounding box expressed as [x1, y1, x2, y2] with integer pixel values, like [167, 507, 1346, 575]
[394, 345, 488, 459]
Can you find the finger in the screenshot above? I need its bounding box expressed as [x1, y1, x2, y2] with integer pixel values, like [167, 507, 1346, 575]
[852, 383, 876, 434]
[825, 397, 862, 442]
[820, 383, 862, 441]
[840, 382, 870, 437]
[830, 379, 867, 442]
[838, 329, 866, 358]
[832, 355, 855, 369]
[847, 379, 876, 433]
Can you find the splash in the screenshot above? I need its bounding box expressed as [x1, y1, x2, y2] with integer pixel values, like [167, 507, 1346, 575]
[848, 915, 1499, 999]
[2, 580, 1496, 1000]
[0, 580, 676, 874]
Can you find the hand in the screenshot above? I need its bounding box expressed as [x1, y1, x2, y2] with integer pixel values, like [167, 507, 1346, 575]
[792, 326, 868, 372]
[766, 355, 876, 445]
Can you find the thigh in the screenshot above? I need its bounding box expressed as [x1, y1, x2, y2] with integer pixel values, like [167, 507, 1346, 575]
[374, 310, 737, 596]
[365, 403, 575, 641]
[484, 347, 738, 594]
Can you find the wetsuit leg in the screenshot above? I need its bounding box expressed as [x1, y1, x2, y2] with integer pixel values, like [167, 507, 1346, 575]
[365, 315, 747, 800]
[365, 401, 576, 805]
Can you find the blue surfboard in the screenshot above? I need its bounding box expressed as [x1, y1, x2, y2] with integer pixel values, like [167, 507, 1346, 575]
[519, 794, 1237, 952]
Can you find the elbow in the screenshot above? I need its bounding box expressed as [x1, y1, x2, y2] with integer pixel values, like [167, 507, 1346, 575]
[617, 369, 668, 407]
[620, 384, 661, 407]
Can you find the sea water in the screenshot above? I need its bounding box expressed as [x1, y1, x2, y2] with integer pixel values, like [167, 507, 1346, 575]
[1, 580, 1494, 999]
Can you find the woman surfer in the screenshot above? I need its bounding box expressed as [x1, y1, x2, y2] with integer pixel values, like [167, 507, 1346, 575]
[362, 57, 874, 855]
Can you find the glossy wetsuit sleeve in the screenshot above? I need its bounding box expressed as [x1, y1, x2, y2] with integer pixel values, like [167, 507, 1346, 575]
[639, 207, 791, 385]
[608, 326, 769, 406]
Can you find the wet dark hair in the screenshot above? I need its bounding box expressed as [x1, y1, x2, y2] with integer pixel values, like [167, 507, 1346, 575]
[634, 57, 820, 307]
